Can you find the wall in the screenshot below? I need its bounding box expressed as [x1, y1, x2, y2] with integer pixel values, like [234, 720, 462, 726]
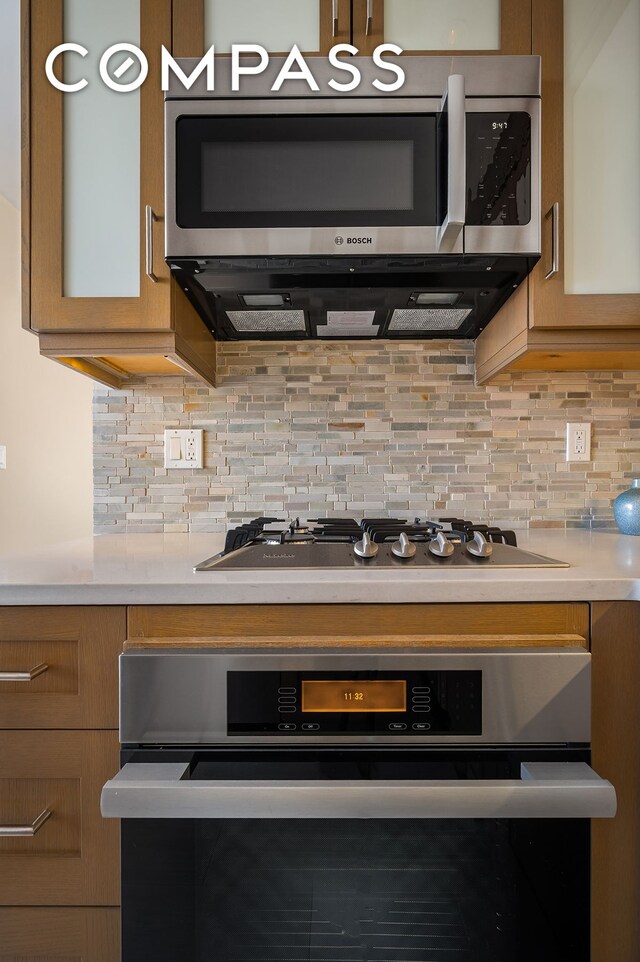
[0, 198, 94, 553]
[93, 340, 640, 533]
[0, 0, 93, 554]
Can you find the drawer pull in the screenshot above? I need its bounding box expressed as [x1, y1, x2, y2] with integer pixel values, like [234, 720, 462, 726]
[0, 808, 52, 837]
[0, 662, 49, 682]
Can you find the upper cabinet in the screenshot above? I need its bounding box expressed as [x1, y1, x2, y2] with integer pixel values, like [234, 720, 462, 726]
[354, 0, 531, 54]
[23, 0, 217, 389]
[476, 0, 640, 383]
[174, 0, 352, 55]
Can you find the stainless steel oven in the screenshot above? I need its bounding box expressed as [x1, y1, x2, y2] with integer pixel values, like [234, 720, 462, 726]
[102, 647, 615, 961]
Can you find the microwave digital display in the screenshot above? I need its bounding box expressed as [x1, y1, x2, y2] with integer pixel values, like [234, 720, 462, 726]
[302, 679, 406, 713]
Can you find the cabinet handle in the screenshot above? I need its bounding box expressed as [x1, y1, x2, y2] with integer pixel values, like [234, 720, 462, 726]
[0, 663, 48, 682]
[545, 202, 560, 279]
[0, 809, 52, 837]
[366, 0, 373, 35]
[145, 205, 159, 283]
[332, 0, 338, 36]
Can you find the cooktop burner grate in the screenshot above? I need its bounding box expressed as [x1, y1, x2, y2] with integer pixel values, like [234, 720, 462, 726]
[195, 515, 568, 571]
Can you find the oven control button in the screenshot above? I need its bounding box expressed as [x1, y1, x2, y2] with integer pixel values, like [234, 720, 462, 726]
[412, 723, 431, 732]
[388, 723, 407, 731]
[412, 696, 431, 704]
[278, 687, 296, 694]
[301, 723, 320, 732]
[278, 706, 296, 713]
[278, 696, 297, 705]
[412, 706, 431, 713]
[412, 687, 431, 694]
[278, 723, 297, 732]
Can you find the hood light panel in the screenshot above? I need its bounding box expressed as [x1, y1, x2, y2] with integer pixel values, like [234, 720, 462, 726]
[241, 293, 290, 307]
[413, 292, 460, 306]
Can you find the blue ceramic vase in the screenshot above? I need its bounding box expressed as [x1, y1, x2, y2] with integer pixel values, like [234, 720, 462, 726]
[613, 479, 640, 535]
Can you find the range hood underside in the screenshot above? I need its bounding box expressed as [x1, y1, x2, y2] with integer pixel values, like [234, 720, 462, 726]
[170, 255, 539, 341]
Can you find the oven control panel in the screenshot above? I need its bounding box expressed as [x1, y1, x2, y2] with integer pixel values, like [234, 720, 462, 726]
[227, 670, 481, 736]
[466, 112, 532, 226]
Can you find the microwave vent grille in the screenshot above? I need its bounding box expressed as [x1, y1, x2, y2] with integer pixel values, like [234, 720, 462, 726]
[389, 308, 472, 332]
[226, 310, 306, 333]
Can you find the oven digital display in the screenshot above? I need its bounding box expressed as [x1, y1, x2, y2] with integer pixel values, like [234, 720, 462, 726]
[302, 680, 406, 713]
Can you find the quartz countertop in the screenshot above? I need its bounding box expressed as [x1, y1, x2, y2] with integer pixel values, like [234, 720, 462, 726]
[0, 530, 639, 605]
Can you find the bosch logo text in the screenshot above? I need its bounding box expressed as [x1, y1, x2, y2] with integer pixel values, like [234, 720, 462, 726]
[347, 237, 373, 245]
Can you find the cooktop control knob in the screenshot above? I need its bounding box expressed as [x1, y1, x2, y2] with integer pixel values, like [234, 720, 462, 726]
[391, 532, 417, 560]
[353, 531, 378, 558]
[428, 531, 455, 558]
[354, 531, 379, 559]
[466, 530, 493, 558]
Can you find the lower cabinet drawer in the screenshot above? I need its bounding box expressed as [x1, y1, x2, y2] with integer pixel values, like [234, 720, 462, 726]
[0, 731, 119, 906]
[0, 607, 125, 729]
[0, 906, 120, 960]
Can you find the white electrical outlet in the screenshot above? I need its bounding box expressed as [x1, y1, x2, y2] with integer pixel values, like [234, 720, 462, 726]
[566, 423, 592, 462]
[164, 429, 204, 469]
[0, 446, 6, 470]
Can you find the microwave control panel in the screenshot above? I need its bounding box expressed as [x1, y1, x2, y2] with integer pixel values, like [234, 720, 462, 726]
[465, 112, 532, 227]
[227, 670, 481, 736]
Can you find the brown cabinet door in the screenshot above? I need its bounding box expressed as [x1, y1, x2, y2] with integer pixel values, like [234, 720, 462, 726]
[529, 0, 640, 330]
[0, 731, 119, 906]
[591, 602, 640, 962]
[0, 907, 120, 961]
[0, 608, 125, 729]
[26, 0, 172, 334]
[353, 0, 531, 55]
[172, 0, 351, 57]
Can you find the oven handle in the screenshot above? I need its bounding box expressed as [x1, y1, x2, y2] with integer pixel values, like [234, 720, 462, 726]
[436, 73, 466, 254]
[101, 762, 616, 820]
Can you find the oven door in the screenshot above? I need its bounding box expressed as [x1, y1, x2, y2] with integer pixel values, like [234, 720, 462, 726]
[103, 747, 615, 961]
[165, 80, 464, 259]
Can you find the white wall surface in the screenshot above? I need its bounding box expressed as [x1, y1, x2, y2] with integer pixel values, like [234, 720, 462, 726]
[0, 0, 93, 554]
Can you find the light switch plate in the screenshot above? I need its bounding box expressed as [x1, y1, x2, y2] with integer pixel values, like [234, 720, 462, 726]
[0, 446, 6, 470]
[164, 429, 204, 469]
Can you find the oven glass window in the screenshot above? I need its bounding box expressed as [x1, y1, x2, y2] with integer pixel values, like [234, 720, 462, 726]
[176, 115, 437, 229]
[121, 751, 589, 962]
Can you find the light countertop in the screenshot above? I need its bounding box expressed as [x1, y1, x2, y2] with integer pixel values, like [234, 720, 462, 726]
[0, 530, 639, 605]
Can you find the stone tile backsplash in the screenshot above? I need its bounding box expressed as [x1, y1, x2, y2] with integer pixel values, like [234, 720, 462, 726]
[93, 340, 640, 533]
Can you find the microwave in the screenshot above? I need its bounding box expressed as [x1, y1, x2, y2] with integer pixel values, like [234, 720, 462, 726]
[164, 56, 541, 341]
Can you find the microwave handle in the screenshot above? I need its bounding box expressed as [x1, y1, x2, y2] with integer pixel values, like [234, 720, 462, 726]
[437, 73, 466, 254]
[101, 762, 616, 820]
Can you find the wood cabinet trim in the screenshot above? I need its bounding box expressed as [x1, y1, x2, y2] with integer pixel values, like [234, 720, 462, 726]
[128, 603, 590, 642]
[125, 632, 588, 650]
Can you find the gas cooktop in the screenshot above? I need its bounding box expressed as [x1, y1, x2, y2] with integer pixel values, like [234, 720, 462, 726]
[194, 517, 569, 571]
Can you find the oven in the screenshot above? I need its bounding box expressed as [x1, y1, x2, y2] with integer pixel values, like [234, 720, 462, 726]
[102, 648, 615, 961]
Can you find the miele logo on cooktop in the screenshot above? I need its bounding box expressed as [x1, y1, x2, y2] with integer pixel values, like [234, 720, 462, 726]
[335, 236, 373, 246]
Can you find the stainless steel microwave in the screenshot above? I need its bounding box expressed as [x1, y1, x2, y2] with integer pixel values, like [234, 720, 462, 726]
[164, 56, 540, 341]
[165, 55, 540, 260]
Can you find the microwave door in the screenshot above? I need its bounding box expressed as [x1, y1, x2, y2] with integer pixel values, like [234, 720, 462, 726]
[437, 74, 466, 254]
